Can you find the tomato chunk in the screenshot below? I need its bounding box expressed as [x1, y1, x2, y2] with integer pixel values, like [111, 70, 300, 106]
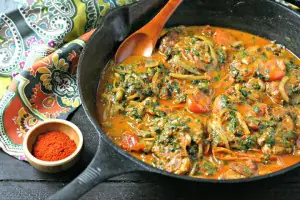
[120, 131, 144, 151]
[259, 59, 286, 81]
[187, 92, 211, 114]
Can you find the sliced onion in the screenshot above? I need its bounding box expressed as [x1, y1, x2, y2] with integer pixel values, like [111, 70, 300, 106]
[152, 72, 160, 95]
[279, 76, 290, 102]
[172, 55, 201, 75]
[207, 114, 230, 149]
[170, 73, 210, 80]
[126, 93, 143, 101]
[208, 44, 218, 68]
[235, 111, 251, 135]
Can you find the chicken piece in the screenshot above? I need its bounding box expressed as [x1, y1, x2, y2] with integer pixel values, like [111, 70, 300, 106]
[219, 170, 244, 179]
[272, 145, 292, 155]
[264, 43, 284, 56]
[159, 27, 186, 56]
[230, 162, 258, 177]
[174, 157, 192, 175]
[229, 59, 256, 82]
[266, 81, 283, 104]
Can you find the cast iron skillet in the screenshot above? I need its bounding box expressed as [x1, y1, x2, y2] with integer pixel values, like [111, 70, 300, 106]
[49, 0, 300, 199]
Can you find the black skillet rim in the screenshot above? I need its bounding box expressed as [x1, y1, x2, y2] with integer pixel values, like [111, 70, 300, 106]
[78, 0, 300, 184]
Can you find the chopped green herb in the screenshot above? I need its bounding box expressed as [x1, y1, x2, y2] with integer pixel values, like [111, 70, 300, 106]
[253, 105, 260, 113]
[261, 52, 267, 58]
[193, 49, 200, 56]
[240, 89, 250, 97]
[201, 161, 217, 176]
[185, 47, 191, 53]
[214, 74, 221, 82]
[107, 84, 113, 91]
[253, 84, 261, 90]
[243, 167, 253, 176]
[195, 171, 203, 176]
[229, 111, 237, 131]
[217, 50, 226, 64]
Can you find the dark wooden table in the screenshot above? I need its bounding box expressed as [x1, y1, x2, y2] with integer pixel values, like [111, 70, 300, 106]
[0, 107, 299, 200]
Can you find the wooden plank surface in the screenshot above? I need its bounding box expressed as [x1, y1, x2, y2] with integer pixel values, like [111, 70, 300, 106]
[0, 169, 299, 200]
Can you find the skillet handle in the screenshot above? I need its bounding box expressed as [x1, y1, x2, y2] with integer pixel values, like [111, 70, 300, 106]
[47, 140, 143, 200]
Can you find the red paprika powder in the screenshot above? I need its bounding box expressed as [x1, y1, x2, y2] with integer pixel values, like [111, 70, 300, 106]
[33, 131, 77, 161]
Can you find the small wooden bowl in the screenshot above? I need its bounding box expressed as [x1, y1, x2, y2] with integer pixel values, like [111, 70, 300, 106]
[23, 119, 83, 173]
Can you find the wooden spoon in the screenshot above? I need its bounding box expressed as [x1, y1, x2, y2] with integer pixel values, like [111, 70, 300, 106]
[114, 0, 183, 64]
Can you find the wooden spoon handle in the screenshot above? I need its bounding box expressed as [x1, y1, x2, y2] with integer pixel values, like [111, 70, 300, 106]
[140, 0, 183, 41]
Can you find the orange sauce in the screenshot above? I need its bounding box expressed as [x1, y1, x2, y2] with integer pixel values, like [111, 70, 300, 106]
[97, 26, 300, 179]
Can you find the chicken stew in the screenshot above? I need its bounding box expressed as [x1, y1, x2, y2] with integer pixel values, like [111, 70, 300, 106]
[97, 26, 300, 179]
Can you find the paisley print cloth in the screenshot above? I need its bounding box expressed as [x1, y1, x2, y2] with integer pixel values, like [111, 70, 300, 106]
[0, 0, 137, 160]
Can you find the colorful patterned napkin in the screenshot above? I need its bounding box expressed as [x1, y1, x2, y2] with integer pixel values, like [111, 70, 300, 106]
[0, 0, 137, 160]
